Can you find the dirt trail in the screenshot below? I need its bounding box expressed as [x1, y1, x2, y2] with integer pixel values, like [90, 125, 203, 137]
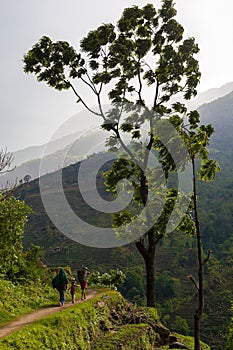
[0, 289, 97, 339]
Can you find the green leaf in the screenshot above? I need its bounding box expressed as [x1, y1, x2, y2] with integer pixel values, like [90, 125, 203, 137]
[198, 159, 220, 182]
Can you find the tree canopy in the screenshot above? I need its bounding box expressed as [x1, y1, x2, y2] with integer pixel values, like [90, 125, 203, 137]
[23, 1, 200, 109]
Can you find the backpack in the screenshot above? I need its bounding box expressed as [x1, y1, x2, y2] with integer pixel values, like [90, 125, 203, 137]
[52, 274, 61, 290]
[77, 269, 85, 283]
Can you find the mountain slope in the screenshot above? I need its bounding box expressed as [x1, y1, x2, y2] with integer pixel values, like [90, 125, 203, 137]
[3, 82, 233, 189]
[0, 128, 108, 188]
[190, 81, 233, 109]
[10, 131, 82, 167]
[198, 90, 233, 155]
[170, 81, 233, 110]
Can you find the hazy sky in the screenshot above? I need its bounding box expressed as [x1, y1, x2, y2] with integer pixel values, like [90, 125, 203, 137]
[1, 0, 233, 151]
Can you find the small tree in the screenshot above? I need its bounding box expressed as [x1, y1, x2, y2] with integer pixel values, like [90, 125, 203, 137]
[180, 114, 220, 349]
[0, 194, 31, 278]
[23, 174, 32, 183]
[0, 148, 15, 199]
[89, 269, 126, 289]
[0, 148, 14, 174]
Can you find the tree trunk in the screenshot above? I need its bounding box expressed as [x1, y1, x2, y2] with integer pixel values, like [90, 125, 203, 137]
[193, 226, 204, 350]
[194, 314, 201, 350]
[135, 230, 158, 307]
[136, 171, 157, 307]
[192, 156, 204, 350]
[145, 252, 156, 307]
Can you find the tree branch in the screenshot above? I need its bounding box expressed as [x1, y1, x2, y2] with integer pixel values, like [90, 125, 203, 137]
[81, 75, 97, 95]
[135, 239, 148, 260]
[188, 274, 199, 292]
[96, 87, 106, 121]
[137, 63, 144, 106]
[69, 82, 102, 117]
[115, 128, 144, 170]
[202, 249, 212, 265]
[153, 81, 160, 111]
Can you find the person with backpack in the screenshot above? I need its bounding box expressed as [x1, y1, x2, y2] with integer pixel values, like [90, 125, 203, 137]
[77, 266, 90, 300]
[52, 268, 69, 306]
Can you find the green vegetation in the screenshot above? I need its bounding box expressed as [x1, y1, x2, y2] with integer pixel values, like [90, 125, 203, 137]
[12, 115, 232, 348]
[90, 269, 126, 289]
[0, 291, 210, 350]
[0, 194, 31, 279]
[0, 278, 57, 326]
[15, 165, 233, 349]
[0, 0, 230, 348]
[225, 308, 233, 350]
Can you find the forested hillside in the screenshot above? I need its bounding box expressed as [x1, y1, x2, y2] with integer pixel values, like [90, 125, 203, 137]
[15, 92, 233, 349]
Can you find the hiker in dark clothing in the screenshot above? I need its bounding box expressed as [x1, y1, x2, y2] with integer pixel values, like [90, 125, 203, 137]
[77, 266, 90, 300]
[52, 268, 69, 306]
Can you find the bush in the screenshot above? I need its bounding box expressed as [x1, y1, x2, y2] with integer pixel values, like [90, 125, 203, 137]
[89, 269, 126, 289]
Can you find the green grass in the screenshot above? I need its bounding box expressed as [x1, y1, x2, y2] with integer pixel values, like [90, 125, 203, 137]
[0, 292, 120, 350]
[0, 279, 58, 326]
[92, 323, 160, 350]
[173, 334, 210, 350]
[0, 291, 210, 350]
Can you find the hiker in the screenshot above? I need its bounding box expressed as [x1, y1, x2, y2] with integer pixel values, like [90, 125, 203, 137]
[69, 278, 77, 303]
[52, 268, 69, 306]
[77, 266, 90, 300]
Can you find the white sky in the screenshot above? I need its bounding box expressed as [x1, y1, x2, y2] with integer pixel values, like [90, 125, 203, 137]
[1, 0, 233, 151]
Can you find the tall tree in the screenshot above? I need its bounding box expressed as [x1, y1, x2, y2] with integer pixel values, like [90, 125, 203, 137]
[23, 7, 219, 348]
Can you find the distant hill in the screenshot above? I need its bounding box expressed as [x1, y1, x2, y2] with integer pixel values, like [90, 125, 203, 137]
[0, 128, 108, 188]
[191, 81, 233, 109]
[198, 90, 233, 155]
[10, 132, 82, 167]
[3, 82, 232, 189]
[170, 81, 233, 110]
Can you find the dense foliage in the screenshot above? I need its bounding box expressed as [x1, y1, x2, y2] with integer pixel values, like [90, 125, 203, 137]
[0, 278, 58, 325]
[89, 269, 126, 289]
[0, 195, 31, 279]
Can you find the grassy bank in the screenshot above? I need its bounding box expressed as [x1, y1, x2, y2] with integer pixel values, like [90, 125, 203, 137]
[0, 291, 210, 350]
[0, 278, 58, 326]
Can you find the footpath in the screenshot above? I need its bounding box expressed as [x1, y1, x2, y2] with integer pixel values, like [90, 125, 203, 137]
[0, 289, 97, 339]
